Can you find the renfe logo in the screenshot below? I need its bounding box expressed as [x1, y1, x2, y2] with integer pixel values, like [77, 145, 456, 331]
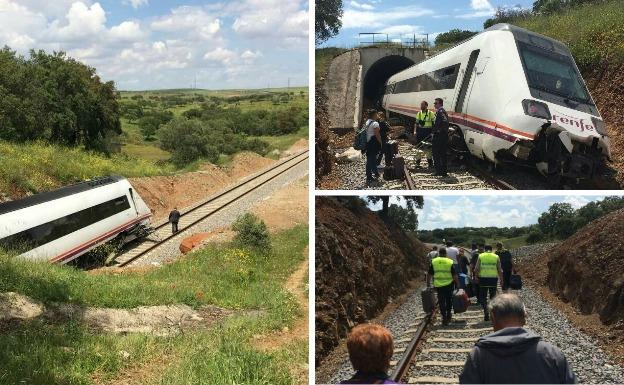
[551, 112, 595, 132]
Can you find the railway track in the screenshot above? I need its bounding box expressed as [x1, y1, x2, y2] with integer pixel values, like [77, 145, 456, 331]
[114, 150, 309, 267]
[388, 301, 492, 384]
[398, 142, 512, 190]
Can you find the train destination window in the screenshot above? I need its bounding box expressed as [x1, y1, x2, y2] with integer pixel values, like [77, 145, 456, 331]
[392, 63, 460, 94]
[518, 42, 591, 104]
[0, 196, 131, 253]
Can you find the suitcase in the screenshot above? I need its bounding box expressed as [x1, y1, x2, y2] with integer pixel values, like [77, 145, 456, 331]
[421, 287, 436, 314]
[510, 274, 523, 290]
[392, 156, 405, 179]
[390, 141, 399, 155]
[452, 289, 469, 313]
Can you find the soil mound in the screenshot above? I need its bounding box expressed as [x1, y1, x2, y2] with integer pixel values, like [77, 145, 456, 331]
[130, 152, 275, 221]
[584, 63, 624, 186]
[315, 86, 334, 184]
[547, 208, 624, 326]
[315, 197, 428, 365]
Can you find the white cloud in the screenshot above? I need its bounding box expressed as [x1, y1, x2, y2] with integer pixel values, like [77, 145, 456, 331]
[50, 2, 107, 41]
[378, 25, 425, 35]
[471, 0, 494, 11]
[562, 196, 590, 209]
[240, 49, 262, 60]
[342, 5, 435, 29]
[122, 0, 148, 10]
[151, 6, 221, 39]
[456, 0, 495, 18]
[350, 1, 375, 10]
[109, 21, 145, 41]
[204, 47, 237, 64]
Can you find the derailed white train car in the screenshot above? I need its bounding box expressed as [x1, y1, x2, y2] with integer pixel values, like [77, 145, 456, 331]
[0, 176, 152, 263]
[383, 23, 610, 182]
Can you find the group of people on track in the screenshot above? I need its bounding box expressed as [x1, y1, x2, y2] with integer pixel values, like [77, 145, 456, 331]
[338, 242, 578, 384]
[362, 98, 450, 186]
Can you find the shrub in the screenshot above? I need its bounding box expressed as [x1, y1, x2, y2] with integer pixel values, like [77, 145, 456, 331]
[526, 231, 544, 244]
[232, 213, 271, 253]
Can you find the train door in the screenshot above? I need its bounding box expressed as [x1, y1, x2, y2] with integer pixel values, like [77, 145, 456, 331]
[455, 49, 482, 157]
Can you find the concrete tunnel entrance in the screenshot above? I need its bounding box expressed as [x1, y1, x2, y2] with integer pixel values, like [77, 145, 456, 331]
[363, 55, 415, 111]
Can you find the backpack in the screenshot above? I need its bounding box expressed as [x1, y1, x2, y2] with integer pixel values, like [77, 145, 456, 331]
[353, 120, 372, 151]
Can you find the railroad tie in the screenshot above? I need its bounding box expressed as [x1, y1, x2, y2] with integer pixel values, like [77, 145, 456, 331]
[432, 337, 478, 343]
[396, 337, 412, 344]
[415, 360, 465, 367]
[408, 376, 458, 384]
[434, 327, 492, 334]
[423, 348, 472, 354]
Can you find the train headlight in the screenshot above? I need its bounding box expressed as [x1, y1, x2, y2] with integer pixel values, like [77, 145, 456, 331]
[592, 117, 608, 136]
[522, 99, 551, 120]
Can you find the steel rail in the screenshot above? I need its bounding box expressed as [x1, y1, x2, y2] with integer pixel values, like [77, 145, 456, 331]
[118, 150, 308, 267]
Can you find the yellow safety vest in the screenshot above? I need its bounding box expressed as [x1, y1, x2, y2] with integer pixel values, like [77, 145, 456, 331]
[432, 256, 454, 287]
[478, 252, 499, 278]
[416, 110, 435, 128]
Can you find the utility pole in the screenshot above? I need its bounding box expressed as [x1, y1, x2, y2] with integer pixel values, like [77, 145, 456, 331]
[287, 77, 290, 91]
[194, 74, 197, 90]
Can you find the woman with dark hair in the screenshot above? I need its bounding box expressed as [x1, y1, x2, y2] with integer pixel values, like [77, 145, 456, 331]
[340, 323, 399, 384]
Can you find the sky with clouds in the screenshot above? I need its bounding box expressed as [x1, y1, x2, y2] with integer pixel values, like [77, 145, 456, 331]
[320, 0, 534, 47]
[0, 0, 308, 90]
[366, 195, 620, 230]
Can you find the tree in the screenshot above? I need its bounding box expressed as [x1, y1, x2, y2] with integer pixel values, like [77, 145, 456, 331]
[138, 116, 160, 140]
[537, 202, 574, 237]
[435, 29, 478, 46]
[315, 0, 343, 45]
[387, 204, 419, 231]
[367, 196, 424, 223]
[483, 7, 532, 28]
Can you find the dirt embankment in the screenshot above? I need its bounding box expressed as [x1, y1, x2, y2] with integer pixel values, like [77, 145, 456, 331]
[315, 197, 428, 365]
[517, 210, 624, 364]
[584, 63, 624, 185]
[130, 152, 276, 221]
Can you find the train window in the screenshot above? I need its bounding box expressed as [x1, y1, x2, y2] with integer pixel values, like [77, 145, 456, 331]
[518, 41, 591, 104]
[391, 63, 460, 94]
[0, 196, 131, 253]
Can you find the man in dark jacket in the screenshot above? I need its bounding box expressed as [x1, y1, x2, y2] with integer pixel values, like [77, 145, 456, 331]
[496, 242, 514, 291]
[431, 97, 449, 177]
[169, 207, 181, 233]
[459, 293, 577, 384]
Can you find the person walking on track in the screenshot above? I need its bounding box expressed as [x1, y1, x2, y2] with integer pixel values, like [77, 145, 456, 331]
[169, 207, 181, 234]
[459, 293, 577, 384]
[340, 323, 399, 384]
[496, 242, 514, 291]
[432, 97, 449, 177]
[427, 247, 461, 326]
[364, 109, 382, 186]
[415, 100, 435, 168]
[474, 245, 503, 321]
[471, 244, 485, 305]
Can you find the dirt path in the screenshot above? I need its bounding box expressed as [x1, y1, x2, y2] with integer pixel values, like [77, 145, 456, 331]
[253, 247, 309, 384]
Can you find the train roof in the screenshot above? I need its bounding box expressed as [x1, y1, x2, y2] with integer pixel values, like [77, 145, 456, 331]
[0, 176, 126, 216]
[389, 23, 571, 81]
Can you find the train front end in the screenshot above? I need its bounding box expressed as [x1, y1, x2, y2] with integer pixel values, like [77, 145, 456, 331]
[499, 26, 611, 183]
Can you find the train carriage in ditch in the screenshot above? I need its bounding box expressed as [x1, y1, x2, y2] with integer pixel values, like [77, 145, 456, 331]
[382, 23, 610, 183]
[0, 176, 152, 263]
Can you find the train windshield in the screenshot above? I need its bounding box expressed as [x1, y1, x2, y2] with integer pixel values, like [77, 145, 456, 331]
[518, 42, 592, 105]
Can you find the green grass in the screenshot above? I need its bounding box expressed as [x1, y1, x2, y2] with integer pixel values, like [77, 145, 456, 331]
[513, 0, 624, 70]
[315, 48, 347, 85]
[0, 141, 172, 195]
[0, 226, 308, 385]
[254, 126, 309, 155]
